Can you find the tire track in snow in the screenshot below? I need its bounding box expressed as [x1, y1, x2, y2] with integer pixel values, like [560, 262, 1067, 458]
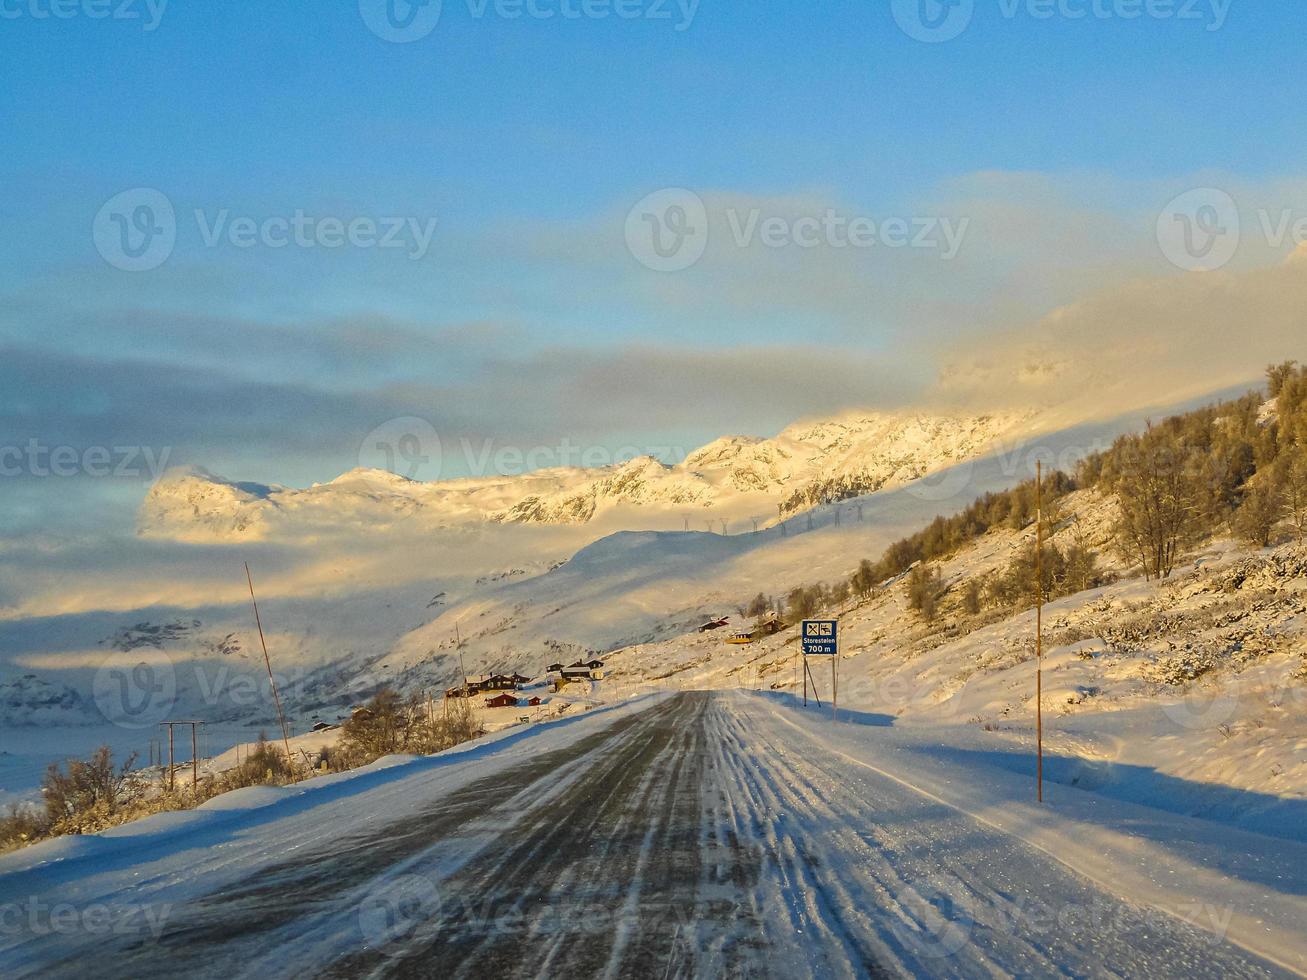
[327, 693, 725, 979]
[33, 702, 675, 978]
[13, 692, 1292, 980]
[719, 693, 1291, 979]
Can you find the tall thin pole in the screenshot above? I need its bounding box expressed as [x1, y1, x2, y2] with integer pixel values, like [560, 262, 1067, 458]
[455, 623, 469, 698]
[245, 562, 294, 769]
[167, 723, 175, 792]
[191, 723, 198, 797]
[831, 656, 837, 722]
[1036, 462, 1044, 804]
[804, 659, 822, 708]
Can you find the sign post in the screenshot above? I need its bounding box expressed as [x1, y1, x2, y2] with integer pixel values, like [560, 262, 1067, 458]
[801, 620, 839, 719]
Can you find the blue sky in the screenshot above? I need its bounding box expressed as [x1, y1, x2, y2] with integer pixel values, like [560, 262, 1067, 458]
[2, 0, 1306, 532]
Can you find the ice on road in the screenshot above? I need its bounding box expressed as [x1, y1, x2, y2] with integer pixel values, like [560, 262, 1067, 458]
[0, 693, 1294, 978]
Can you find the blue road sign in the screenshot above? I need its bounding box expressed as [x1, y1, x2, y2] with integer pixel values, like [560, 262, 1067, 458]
[801, 620, 838, 656]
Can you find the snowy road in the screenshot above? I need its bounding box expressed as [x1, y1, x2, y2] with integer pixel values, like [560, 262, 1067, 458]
[1, 692, 1296, 979]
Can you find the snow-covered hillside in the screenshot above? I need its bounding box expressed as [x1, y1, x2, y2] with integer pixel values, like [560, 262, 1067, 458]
[600, 489, 1307, 841]
[0, 389, 1264, 807]
[380, 404, 1150, 684]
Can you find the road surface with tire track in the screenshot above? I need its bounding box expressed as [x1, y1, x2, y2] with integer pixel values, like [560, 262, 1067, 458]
[2, 693, 1294, 979]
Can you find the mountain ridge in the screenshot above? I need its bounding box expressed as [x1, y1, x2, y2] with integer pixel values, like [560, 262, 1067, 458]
[139, 408, 1038, 541]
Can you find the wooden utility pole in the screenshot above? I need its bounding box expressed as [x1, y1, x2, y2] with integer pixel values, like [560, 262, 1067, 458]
[245, 563, 294, 769]
[1036, 461, 1045, 804]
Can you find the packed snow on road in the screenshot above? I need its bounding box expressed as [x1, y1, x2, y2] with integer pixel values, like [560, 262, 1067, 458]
[2, 691, 1304, 979]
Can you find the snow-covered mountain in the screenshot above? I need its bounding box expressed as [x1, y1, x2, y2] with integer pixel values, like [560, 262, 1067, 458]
[139, 409, 1036, 541]
[0, 675, 96, 727]
[0, 387, 1271, 810]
